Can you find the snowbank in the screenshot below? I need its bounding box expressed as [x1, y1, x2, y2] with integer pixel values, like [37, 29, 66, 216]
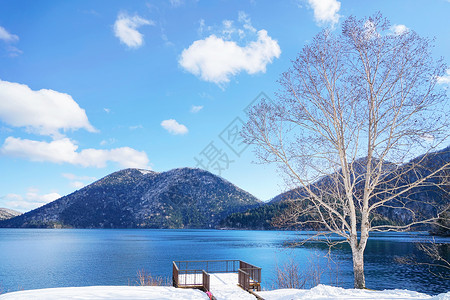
[257, 285, 450, 300]
[0, 284, 448, 300]
[0, 286, 208, 300]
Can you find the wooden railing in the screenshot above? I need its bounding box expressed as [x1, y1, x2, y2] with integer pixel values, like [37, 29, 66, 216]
[174, 260, 240, 274]
[172, 259, 261, 292]
[202, 270, 210, 291]
[238, 261, 262, 291]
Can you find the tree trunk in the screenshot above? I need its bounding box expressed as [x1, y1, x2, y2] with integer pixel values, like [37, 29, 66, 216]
[351, 245, 366, 289]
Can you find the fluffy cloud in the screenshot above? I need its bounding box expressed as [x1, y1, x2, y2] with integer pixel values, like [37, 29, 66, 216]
[0, 137, 150, 168]
[179, 29, 281, 84]
[307, 0, 341, 27]
[0, 26, 19, 43]
[190, 105, 203, 113]
[0, 79, 96, 137]
[391, 24, 409, 35]
[161, 119, 188, 135]
[1, 190, 61, 212]
[437, 69, 450, 84]
[114, 12, 154, 48]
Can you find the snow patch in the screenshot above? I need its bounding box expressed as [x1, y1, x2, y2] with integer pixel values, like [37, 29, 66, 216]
[138, 169, 153, 175]
[209, 273, 256, 300]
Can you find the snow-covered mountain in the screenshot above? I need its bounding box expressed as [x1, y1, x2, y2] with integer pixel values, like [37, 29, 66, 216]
[0, 208, 22, 221]
[0, 168, 261, 229]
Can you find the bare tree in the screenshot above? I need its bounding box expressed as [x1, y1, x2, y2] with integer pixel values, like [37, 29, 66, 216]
[243, 13, 450, 289]
[272, 253, 324, 289]
[135, 269, 170, 286]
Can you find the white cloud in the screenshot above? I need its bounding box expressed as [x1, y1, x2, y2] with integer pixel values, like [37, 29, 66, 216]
[169, 0, 184, 7]
[199, 11, 256, 41]
[0, 79, 96, 137]
[1, 190, 61, 212]
[0, 137, 150, 169]
[70, 181, 86, 189]
[161, 119, 188, 135]
[129, 125, 143, 130]
[179, 29, 280, 84]
[421, 133, 435, 142]
[5, 45, 22, 57]
[100, 138, 117, 146]
[198, 19, 207, 35]
[437, 69, 450, 84]
[104, 108, 111, 113]
[391, 24, 409, 35]
[114, 12, 154, 49]
[0, 26, 19, 43]
[307, 0, 341, 27]
[0, 26, 22, 57]
[222, 20, 234, 39]
[180, 13, 280, 85]
[199, 92, 213, 100]
[190, 105, 203, 113]
[62, 173, 97, 181]
[238, 11, 256, 34]
[62, 173, 97, 190]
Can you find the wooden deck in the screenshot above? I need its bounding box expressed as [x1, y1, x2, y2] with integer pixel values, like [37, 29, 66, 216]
[173, 260, 262, 299]
[209, 273, 257, 300]
[177, 273, 257, 299]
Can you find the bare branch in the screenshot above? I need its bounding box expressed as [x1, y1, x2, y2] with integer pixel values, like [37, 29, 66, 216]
[242, 13, 449, 289]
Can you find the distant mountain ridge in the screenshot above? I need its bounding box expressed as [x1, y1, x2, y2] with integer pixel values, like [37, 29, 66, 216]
[0, 168, 261, 229]
[222, 146, 450, 230]
[0, 208, 22, 221]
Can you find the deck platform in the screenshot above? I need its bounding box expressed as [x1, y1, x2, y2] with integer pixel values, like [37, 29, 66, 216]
[209, 273, 257, 299]
[173, 260, 262, 299]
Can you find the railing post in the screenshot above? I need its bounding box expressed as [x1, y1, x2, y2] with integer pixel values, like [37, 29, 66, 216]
[172, 261, 178, 288]
[246, 271, 250, 290]
[202, 270, 210, 291]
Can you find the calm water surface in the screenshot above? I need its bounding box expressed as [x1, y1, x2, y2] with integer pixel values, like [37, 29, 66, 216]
[0, 229, 448, 295]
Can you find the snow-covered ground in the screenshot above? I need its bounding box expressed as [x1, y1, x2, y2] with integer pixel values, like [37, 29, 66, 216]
[209, 273, 256, 300]
[0, 285, 448, 300]
[257, 285, 450, 300]
[0, 286, 208, 300]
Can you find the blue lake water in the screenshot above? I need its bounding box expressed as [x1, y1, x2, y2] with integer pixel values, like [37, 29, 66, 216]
[0, 229, 448, 295]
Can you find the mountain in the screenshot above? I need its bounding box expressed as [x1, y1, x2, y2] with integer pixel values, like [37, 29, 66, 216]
[223, 146, 450, 230]
[0, 168, 261, 229]
[219, 202, 289, 230]
[270, 157, 397, 204]
[0, 208, 22, 220]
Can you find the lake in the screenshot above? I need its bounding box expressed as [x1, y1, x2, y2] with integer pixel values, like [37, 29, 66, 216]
[0, 229, 448, 295]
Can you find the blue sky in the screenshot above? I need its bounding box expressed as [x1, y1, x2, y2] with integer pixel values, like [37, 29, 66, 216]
[0, 0, 449, 212]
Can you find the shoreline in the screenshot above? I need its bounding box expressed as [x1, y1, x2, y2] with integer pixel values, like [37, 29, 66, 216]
[0, 284, 449, 300]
